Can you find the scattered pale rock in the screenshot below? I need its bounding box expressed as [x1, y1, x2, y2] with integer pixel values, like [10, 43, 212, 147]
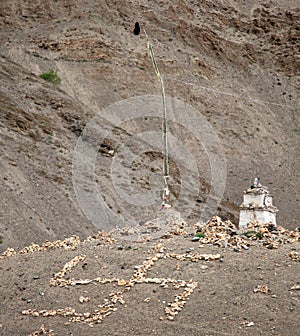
[288, 251, 300, 261]
[194, 216, 299, 251]
[79, 296, 90, 303]
[254, 285, 269, 294]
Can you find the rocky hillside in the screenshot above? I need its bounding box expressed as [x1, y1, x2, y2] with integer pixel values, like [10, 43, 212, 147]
[0, 0, 299, 251]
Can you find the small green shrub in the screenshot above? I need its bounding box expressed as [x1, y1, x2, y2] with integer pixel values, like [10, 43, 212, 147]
[131, 163, 139, 171]
[256, 232, 264, 240]
[195, 232, 205, 238]
[39, 69, 61, 84]
[243, 230, 264, 240]
[243, 230, 257, 238]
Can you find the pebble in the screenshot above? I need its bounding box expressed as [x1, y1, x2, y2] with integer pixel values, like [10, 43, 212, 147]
[192, 236, 200, 242]
[291, 284, 300, 290]
[79, 296, 90, 303]
[21, 297, 32, 303]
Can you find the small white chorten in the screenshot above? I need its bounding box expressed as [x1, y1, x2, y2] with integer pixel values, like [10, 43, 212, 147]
[239, 179, 278, 229]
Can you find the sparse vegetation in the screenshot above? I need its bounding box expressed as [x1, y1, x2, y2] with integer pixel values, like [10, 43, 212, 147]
[195, 232, 205, 238]
[131, 163, 139, 171]
[256, 232, 264, 240]
[39, 69, 61, 84]
[243, 230, 264, 239]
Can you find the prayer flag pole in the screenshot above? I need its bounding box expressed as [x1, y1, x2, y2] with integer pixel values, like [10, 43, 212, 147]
[144, 29, 171, 209]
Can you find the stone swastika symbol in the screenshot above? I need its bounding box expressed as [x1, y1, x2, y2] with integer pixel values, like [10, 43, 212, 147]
[22, 251, 221, 327]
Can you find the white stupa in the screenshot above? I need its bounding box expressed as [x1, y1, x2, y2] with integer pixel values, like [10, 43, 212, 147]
[239, 178, 278, 229]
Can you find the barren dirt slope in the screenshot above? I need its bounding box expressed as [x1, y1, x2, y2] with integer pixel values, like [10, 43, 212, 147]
[0, 7, 300, 336]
